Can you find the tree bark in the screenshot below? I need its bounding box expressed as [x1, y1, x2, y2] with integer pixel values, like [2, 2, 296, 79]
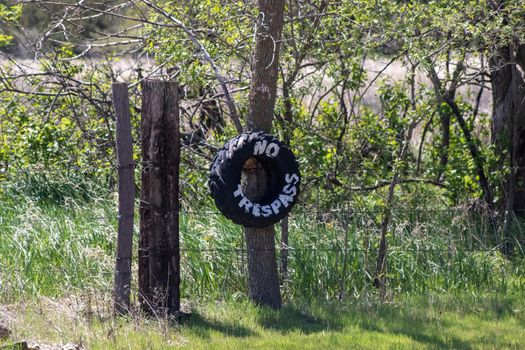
[243, 0, 285, 309]
[436, 108, 451, 181]
[246, 0, 285, 132]
[489, 42, 525, 253]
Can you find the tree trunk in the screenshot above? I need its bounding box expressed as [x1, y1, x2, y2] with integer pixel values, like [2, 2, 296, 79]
[445, 97, 494, 209]
[374, 116, 418, 302]
[427, 63, 494, 209]
[243, 0, 285, 309]
[436, 109, 451, 181]
[489, 42, 525, 253]
[246, 0, 285, 133]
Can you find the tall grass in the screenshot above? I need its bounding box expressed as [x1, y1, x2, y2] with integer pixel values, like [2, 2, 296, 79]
[1, 178, 524, 304]
[0, 182, 117, 301]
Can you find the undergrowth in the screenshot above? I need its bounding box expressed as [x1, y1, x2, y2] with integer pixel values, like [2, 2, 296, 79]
[1, 177, 524, 304]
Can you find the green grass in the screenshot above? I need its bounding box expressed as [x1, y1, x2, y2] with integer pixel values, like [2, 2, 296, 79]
[1, 179, 525, 348]
[1, 182, 525, 303]
[0, 186, 118, 300]
[3, 294, 525, 349]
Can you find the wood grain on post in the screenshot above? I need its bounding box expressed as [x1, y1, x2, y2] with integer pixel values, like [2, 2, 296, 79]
[166, 81, 181, 315]
[139, 82, 152, 311]
[140, 80, 180, 315]
[112, 82, 135, 316]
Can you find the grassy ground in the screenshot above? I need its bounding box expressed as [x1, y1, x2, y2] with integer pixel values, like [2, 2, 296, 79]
[2, 294, 524, 349]
[1, 183, 525, 349]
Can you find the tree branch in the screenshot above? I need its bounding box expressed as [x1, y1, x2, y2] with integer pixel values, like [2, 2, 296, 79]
[350, 178, 446, 191]
[140, 0, 243, 133]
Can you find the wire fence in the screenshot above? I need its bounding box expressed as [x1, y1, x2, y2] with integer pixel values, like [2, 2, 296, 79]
[2, 167, 525, 303]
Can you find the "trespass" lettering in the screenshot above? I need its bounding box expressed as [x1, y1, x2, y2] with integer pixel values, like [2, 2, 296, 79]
[232, 172, 299, 217]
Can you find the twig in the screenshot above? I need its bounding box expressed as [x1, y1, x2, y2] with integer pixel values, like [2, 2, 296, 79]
[140, 0, 243, 133]
[350, 178, 446, 191]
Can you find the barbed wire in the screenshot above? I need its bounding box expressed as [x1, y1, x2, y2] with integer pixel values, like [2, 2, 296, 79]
[42, 206, 525, 224]
[0, 247, 509, 276]
[2, 209, 524, 226]
[177, 247, 501, 253]
[4, 165, 525, 175]
[2, 167, 522, 260]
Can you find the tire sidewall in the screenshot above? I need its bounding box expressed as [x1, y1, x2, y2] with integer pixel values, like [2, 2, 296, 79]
[209, 132, 300, 227]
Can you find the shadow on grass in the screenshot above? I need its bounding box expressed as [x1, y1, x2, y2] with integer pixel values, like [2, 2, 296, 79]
[187, 312, 257, 340]
[184, 295, 523, 348]
[258, 303, 473, 349]
[357, 305, 473, 349]
[256, 304, 344, 334]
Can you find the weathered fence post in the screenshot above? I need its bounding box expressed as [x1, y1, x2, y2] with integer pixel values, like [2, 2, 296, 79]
[139, 80, 181, 316]
[112, 82, 135, 315]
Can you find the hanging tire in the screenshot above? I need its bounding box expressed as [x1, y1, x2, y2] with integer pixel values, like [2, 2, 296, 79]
[209, 132, 300, 228]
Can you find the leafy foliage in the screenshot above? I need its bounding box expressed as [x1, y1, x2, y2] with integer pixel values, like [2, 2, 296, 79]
[1, 0, 525, 307]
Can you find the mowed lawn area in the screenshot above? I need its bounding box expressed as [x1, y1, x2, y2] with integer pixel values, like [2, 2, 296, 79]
[3, 294, 524, 349]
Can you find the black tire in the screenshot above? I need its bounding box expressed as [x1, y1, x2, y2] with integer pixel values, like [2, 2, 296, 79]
[209, 132, 301, 228]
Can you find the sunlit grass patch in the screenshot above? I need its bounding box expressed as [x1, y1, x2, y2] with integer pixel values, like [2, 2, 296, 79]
[2, 294, 524, 349]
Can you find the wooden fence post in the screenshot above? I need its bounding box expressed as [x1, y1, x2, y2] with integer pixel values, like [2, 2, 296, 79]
[139, 80, 181, 315]
[112, 83, 135, 316]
